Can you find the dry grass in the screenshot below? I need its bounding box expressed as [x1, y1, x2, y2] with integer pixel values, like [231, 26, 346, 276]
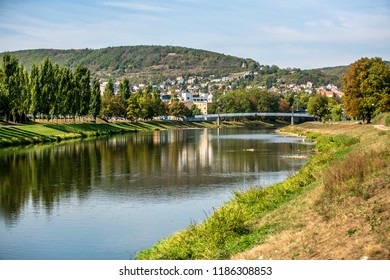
[232, 122, 390, 260]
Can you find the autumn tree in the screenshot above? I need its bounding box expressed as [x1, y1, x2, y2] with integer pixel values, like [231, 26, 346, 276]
[342, 57, 390, 123]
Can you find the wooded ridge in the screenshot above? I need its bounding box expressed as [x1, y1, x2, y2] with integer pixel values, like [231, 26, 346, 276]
[0, 45, 369, 87]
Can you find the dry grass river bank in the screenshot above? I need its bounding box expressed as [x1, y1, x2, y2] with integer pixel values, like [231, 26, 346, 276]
[137, 120, 390, 260]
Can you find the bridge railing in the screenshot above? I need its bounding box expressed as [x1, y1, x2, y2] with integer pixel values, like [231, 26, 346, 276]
[193, 112, 314, 119]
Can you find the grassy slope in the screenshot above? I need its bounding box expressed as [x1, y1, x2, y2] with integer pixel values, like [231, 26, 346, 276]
[136, 122, 390, 260]
[0, 120, 283, 148]
[0, 46, 258, 82]
[0, 120, 213, 147]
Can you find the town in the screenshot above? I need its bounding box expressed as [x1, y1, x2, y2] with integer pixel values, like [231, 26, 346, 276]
[99, 70, 344, 117]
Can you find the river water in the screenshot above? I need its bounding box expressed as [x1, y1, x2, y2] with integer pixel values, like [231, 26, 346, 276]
[0, 127, 314, 260]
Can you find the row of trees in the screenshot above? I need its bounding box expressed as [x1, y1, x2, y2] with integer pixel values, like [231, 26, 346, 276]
[0, 54, 202, 123]
[208, 89, 281, 114]
[100, 79, 201, 120]
[2, 53, 388, 124]
[207, 88, 316, 116]
[0, 54, 101, 122]
[207, 87, 345, 122]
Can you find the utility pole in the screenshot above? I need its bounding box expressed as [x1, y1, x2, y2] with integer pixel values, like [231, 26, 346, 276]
[291, 106, 294, 125]
[217, 100, 221, 127]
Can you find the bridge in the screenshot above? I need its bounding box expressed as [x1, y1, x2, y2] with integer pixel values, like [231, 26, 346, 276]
[192, 112, 315, 125]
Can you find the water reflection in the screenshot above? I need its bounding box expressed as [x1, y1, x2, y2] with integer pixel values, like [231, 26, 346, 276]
[0, 128, 312, 225]
[0, 128, 315, 259]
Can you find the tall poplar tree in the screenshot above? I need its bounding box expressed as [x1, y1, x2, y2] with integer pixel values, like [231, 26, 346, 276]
[103, 78, 114, 97]
[89, 77, 101, 121]
[74, 65, 91, 118]
[29, 64, 41, 121]
[58, 66, 73, 120]
[18, 66, 30, 122]
[39, 57, 55, 119]
[1, 53, 20, 121]
[62, 67, 77, 120]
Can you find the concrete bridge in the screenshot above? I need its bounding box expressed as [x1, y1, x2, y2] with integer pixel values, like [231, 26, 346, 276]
[192, 111, 315, 125]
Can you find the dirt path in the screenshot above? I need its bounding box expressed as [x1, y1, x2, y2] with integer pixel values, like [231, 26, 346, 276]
[373, 125, 390, 131]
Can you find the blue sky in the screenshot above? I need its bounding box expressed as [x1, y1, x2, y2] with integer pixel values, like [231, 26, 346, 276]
[0, 0, 389, 69]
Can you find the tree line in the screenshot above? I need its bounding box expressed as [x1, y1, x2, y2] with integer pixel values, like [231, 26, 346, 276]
[100, 78, 200, 120]
[0, 54, 201, 123]
[0, 54, 101, 122]
[1, 53, 388, 124]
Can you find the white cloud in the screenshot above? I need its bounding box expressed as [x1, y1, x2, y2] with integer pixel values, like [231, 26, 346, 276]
[0, 0, 389, 69]
[100, 1, 176, 13]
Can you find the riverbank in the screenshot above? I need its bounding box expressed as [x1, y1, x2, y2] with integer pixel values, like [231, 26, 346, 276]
[0, 120, 209, 147]
[0, 119, 284, 148]
[136, 121, 389, 260]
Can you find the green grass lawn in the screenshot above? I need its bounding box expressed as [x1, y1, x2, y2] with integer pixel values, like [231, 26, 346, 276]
[0, 121, 213, 147]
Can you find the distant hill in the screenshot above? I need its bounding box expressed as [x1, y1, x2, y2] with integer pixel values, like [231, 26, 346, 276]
[0, 45, 259, 83]
[1, 45, 388, 88]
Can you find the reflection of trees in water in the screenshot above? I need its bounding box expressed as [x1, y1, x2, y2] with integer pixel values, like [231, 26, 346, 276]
[0, 142, 102, 222]
[0, 130, 312, 223]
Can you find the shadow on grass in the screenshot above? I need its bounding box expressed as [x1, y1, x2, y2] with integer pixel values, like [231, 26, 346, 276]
[0, 127, 48, 139]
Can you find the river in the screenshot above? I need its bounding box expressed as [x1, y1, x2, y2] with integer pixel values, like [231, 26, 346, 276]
[0, 127, 314, 259]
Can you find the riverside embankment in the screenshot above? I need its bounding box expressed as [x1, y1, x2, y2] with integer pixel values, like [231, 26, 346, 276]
[137, 121, 389, 260]
[0, 119, 282, 148]
[0, 120, 213, 147]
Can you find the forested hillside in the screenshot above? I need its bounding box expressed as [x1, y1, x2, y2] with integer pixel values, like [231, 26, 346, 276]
[2, 45, 388, 87]
[0, 46, 259, 83]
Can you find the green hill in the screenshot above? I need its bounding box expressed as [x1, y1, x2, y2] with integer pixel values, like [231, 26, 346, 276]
[1, 45, 388, 87]
[0, 45, 259, 83]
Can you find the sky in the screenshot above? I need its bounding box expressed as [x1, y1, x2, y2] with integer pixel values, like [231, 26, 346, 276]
[0, 0, 389, 69]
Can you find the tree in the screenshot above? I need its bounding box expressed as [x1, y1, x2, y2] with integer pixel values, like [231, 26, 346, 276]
[330, 103, 343, 121]
[1, 53, 20, 121]
[0, 81, 6, 118]
[59, 67, 74, 120]
[169, 101, 191, 118]
[89, 77, 101, 121]
[39, 57, 56, 119]
[328, 98, 343, 121]
[278, 98, 290, 112]
[127, 90, 142, 120]
[103, 78, 114, 97]
[29, 64, 41, 121]
[249, 89, 280, 112]
[190, 104, 202, 116]
[307, 94, 329, 121]
[17, 67, 30, 123]
[118, 77, 131, 103]
[73, 65, 91, 118]
[151, 91, 166, 117]
[342, 57, 390, 123]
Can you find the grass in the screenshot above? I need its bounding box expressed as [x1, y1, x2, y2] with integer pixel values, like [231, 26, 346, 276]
[0, 120, 214, 147]
[136, 121, 390, 260]
[0, 119, 284, 148]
